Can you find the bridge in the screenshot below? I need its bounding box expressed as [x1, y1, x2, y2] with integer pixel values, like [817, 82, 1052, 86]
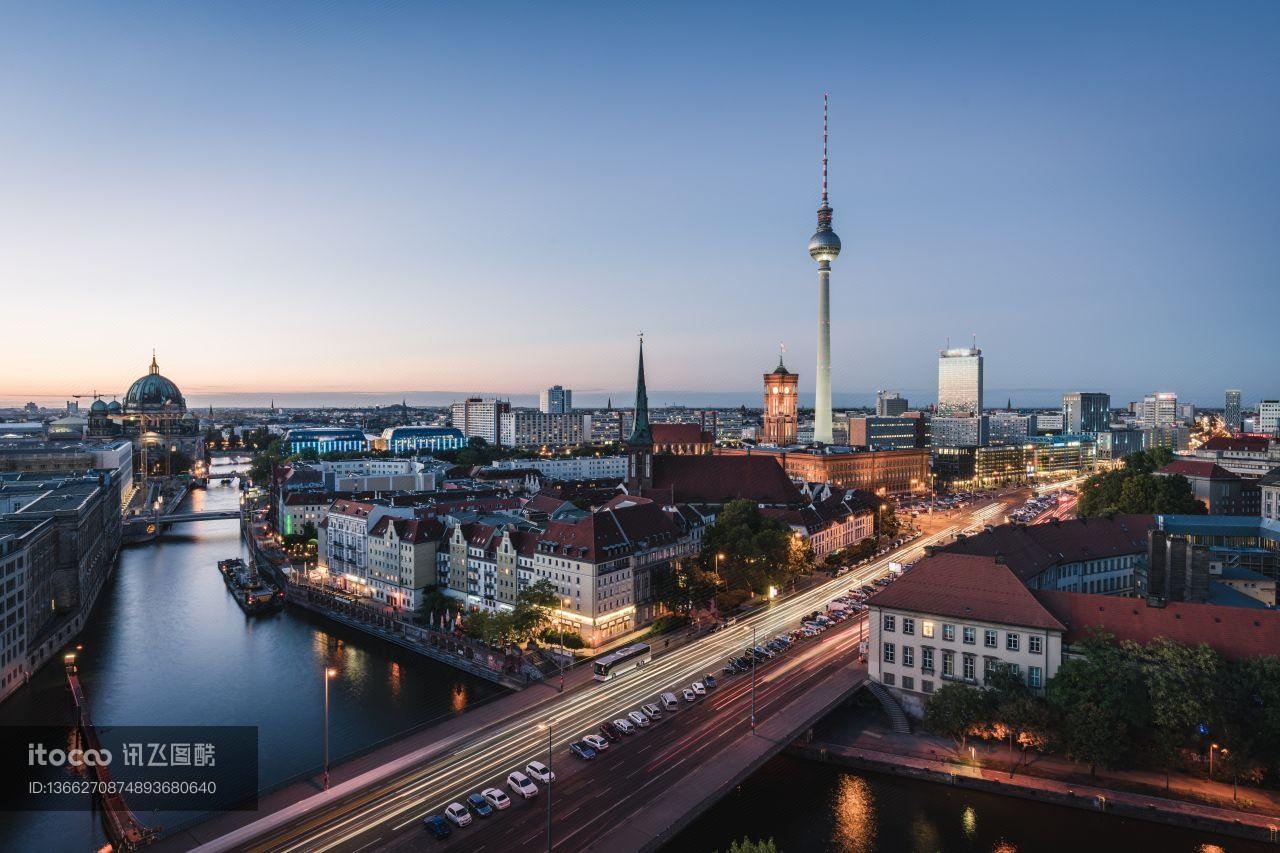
[124, 509, 242, 536]
[169, 501, 1008, 853]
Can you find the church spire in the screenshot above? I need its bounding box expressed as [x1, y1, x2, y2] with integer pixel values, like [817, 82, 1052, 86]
[627, 334, 652, 447]
[149, 349, 159, 375]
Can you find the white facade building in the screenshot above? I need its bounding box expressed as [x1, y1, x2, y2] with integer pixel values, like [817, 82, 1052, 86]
[489, 455, 627, 481]
[539, 386, 573, 414]
[866, 552, 1065, 717]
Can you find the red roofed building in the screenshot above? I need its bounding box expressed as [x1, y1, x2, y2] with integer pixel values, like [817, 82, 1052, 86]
[651, 422, 714, 455]
[937, 515, 1152, 596]
[1032, 589, 1280, 661]
[645, 454, 800, 506]
[1193, 434, 1279, 478]
[1157, 460, 1257, 516]
[866, 553, 1065, 715]
[367, 517, 446, 610]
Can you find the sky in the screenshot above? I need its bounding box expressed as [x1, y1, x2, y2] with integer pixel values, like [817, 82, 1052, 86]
[1, 1, 1278, 410]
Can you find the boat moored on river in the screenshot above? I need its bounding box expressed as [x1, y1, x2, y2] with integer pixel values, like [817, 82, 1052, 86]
[218, 558, 284, 615]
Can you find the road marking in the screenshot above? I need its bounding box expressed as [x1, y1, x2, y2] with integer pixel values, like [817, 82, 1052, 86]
[352, 839, 382, 853]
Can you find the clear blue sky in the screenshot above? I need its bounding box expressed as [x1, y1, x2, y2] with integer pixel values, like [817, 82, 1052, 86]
[2, 1, 1277, 409]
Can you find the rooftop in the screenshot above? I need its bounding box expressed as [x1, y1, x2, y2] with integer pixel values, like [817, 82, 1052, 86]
[1032, 589, 1280, 660]
[866, 552, 1067, 632]
[938, 515, 1153, 583]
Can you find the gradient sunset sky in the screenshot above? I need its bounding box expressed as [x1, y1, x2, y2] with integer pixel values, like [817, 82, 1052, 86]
[2, 1, 1277, 408]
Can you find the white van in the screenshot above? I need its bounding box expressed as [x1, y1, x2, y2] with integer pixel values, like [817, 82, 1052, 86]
[661, 692, 679, 711]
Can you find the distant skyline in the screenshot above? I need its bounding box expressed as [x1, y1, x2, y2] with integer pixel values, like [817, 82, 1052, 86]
[2, 2, 1278, 406]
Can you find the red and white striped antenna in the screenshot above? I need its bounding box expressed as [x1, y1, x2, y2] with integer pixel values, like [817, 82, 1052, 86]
[822, 92, 829, 203]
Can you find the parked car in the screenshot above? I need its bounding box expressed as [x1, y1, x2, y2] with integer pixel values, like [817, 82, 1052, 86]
[628, 710, 651, 728]
[642, 702, 663, 718]
[703, 675, 717, 689]
[599, 721, 621, 742]
[583, 734, 610, 752]
[466, 792, 494, 817]
[569, 741, 597, 760]
[444, 803, 473, 827]
[661, 692, 679, 710]
[481, 787, 511, 810]
[526, 761, 555, 784]
[683, 687, 697, 702]
[423, 815, 452, 839]
[723, 662, 739, 676]
[507, 771, 538, 798]
[613, 718, 636, 735]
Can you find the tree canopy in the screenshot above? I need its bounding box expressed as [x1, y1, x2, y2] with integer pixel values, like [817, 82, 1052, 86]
[1076, 449, 1206, 516]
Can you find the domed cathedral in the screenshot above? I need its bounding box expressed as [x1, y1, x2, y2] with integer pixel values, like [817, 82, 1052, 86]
[108, 352, 205, 477]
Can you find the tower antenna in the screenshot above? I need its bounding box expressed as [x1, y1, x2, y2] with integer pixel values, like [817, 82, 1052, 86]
[822, 92, 829, 203]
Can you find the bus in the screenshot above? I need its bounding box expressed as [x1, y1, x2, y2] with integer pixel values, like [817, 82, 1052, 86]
[593, 643, 652, 682]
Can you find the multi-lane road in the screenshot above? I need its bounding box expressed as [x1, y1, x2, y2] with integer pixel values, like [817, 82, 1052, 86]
[205, 498, 1011, 853]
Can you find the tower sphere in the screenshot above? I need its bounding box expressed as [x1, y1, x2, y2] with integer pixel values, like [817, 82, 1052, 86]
[809, 224, 841, 262]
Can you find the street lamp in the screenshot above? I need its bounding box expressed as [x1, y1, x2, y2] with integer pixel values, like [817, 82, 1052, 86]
[323, 666, 337, 790]
[742, 624, 757, 734]
[558, 598, 571, 693]
[714, 552, 725, 582]
[1209, 742, 1219, 781]
[538, 719, 554, 852]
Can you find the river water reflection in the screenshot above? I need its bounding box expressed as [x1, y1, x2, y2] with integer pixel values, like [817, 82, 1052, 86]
[670, 754, 1272, 853]
[0, 464, 503, 852]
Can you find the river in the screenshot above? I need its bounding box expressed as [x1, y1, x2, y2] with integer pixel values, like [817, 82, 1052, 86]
[669, 754, 1273, 853]
[0, 461, 504, 852]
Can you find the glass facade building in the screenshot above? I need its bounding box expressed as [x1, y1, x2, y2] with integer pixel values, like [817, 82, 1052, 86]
[937, 348, 983, 417]
[1062, 392, 1111, 434]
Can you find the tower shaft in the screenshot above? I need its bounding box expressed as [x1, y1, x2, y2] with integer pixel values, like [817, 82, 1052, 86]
[815, 261, 833, 444]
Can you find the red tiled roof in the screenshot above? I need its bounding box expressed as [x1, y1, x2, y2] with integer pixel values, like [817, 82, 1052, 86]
[1032, 590, 1280, 661]
[1159, 460, 1240, 480]
[866, 553, 1066, 632]
[538, 501, 682, 563]
[652, 423, 712, 445]
[939, 515, 1152, 583]
[648, 455, 799, 505]
[1199, 435, 1272, 453]
[329, 500, 376, 517]
[370, 516, 445, 544]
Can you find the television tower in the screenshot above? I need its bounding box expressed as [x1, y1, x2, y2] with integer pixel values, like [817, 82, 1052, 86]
[808, 93, 841, 445]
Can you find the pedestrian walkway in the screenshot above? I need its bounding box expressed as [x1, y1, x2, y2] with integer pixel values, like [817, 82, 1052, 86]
[795, 722, 1280, 844]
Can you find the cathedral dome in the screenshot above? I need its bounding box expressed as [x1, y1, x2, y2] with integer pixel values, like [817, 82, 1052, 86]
[90, 399, 108, 414]
[107, 400, 122, 414]
[124, 353, 186, 414]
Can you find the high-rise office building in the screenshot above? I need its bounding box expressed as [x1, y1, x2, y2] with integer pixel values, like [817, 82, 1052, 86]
[1140, 392, 1178, 430]
[539, 385, 572, 414]
[1260, 400, 1280, 436]
[1225, 390, 1243, 431]
[450, 398, 510, 445]
[937, 347, 983, 417]
[808, 94, 841, 445]
[876, 391, 908, 417]
[1062, 392, 1111, 434]
[762, 353, 799, 446]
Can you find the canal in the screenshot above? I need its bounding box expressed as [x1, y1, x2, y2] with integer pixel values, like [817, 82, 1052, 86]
[670, 754, 1274, 853]
[0, 461, 504, 853]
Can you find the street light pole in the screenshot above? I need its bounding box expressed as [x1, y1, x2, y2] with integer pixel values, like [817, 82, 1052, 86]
[323, 666, 336, 790]
[743, 625, 757, 734]
[1209, 743, 1218, 781]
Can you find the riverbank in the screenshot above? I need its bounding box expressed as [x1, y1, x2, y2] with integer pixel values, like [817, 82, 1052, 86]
[789, 718, 1280, 845]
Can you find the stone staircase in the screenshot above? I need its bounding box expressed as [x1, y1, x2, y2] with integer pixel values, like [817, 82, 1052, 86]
[866, 680, 911, 734]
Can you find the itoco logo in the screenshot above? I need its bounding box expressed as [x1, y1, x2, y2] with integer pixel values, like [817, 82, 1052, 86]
[28, 743, 112, 767]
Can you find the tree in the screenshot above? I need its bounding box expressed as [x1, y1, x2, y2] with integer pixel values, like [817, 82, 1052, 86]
[1046, 631, 1149, 771]
[922, 684, 990, 755]
[510, 579, 560, 643]
[1077, 449, 1205, 516]
[701, 500, 813, 595]
[718, 839, 779, 853]
[416, 586, 463, 625]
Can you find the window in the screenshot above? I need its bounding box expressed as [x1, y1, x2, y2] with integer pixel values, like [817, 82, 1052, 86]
[902, 617, 915, 636]
[984, 629, 998, 648]
[902, 676, 914, 691]
[942, 650, 954, 677]
[1006, 632, 1020, 652]
[962, 654, 975, 681]
[883, 614, 896, 632]
[1029, 635, 1042, 654]
[922, 621, 934, 638]
[963, 626, 975, 645]
[883, 672, 895, 686]
[921, 647, 934, 672]
[1029, 665, 1042, 688]
[903, 646, 914, 667]
[922, 680, 934, 694]
[942, 623, 955, 642]
[882, 642, 895, 663]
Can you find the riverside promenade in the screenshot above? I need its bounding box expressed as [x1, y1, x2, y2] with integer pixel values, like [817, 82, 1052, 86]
[790, 722, 1280, 845]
